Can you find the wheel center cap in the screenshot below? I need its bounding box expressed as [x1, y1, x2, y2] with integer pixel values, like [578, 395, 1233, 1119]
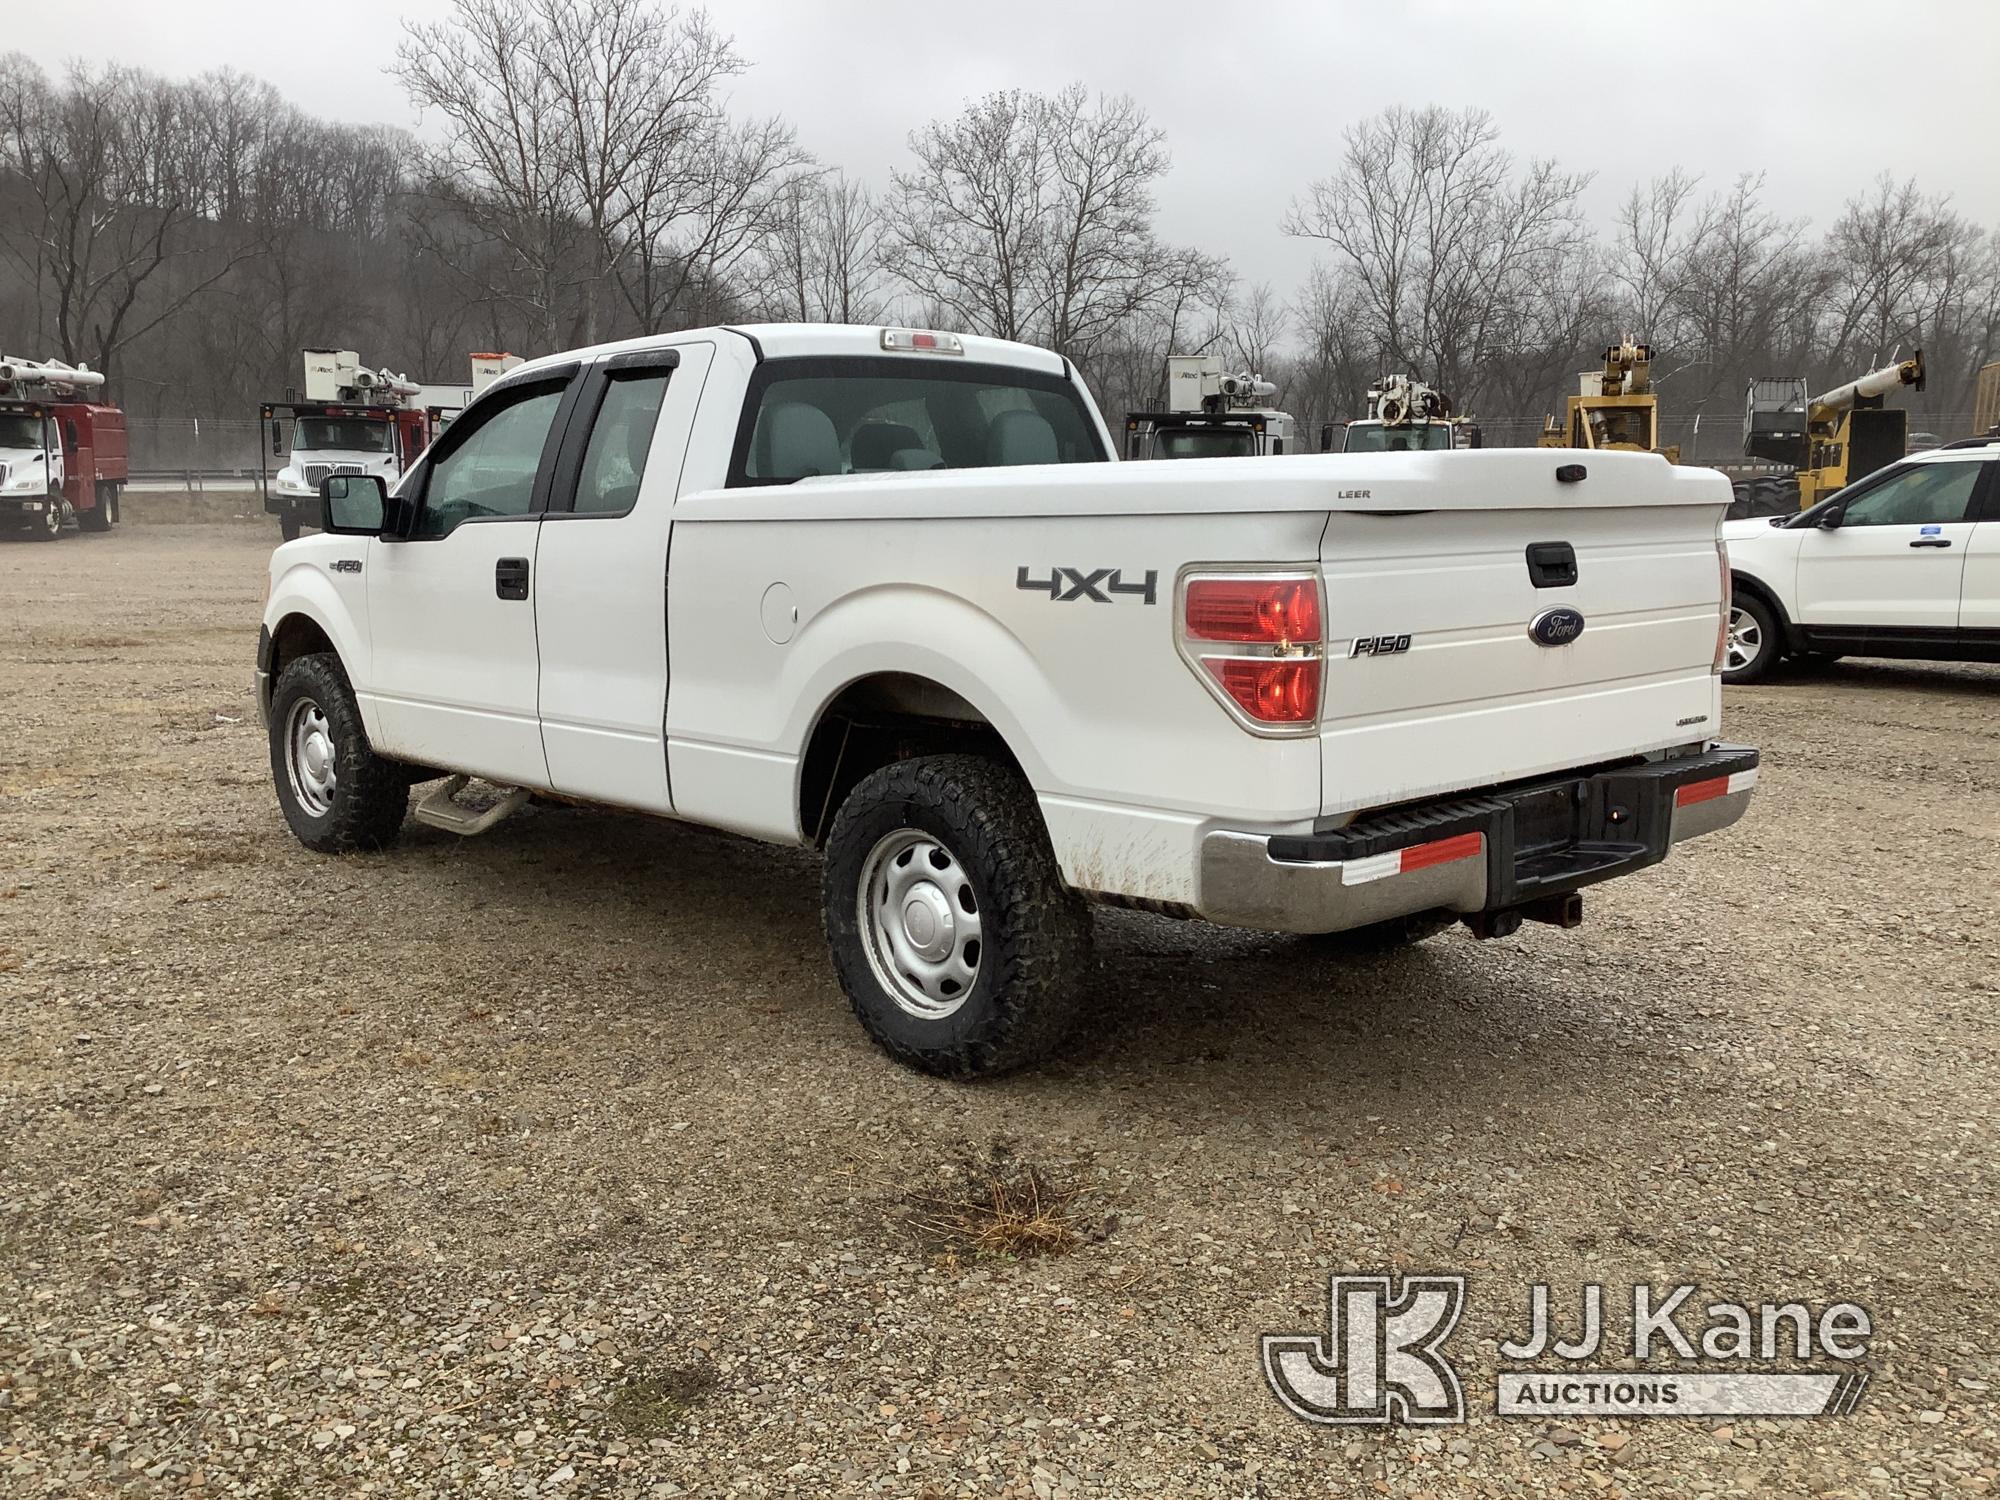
[900, 885, 954, 961]
[303, 737, 331, 778]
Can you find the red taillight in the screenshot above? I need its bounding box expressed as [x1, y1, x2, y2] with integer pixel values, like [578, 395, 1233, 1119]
[1179, 572, 1326, 730]
[1185, 577, 1322, 644]
[1208, 658, 1321, 722]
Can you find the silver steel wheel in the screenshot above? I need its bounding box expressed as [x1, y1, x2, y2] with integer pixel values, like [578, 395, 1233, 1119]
[41, 501, 61, 538]
[857, 828, 984, 1019]
[285, 698, 339, 817]
[1726, 605, 1763, 673]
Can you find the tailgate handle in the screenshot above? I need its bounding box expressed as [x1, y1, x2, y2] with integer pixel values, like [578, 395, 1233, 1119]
[1525, 541, 1578, 589]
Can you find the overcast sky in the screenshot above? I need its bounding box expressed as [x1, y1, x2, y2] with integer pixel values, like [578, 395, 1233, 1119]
[8, 0, 1997, 296]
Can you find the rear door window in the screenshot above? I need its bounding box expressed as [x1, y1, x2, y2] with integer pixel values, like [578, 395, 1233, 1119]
[572, 371, 671, 514]
[730, 357, 1106, 485]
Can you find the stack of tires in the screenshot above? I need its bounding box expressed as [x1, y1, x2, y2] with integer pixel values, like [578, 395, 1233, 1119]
[1727, 475, 1800, 519]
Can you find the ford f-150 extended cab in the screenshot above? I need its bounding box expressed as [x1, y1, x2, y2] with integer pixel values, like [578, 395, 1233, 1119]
[258, 323, 1757, 1076]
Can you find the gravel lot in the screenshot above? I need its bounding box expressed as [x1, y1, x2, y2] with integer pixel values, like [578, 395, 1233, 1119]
[3, 521, 1996, 1498]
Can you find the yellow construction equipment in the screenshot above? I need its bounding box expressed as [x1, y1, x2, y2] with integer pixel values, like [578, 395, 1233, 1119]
[1973, 360, 2000, 437]
[1742, 350, 1924, 510]
[1538, 339, 1678, 462]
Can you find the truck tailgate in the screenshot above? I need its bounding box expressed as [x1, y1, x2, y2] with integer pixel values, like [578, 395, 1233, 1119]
[1318, 460, 1726, 817]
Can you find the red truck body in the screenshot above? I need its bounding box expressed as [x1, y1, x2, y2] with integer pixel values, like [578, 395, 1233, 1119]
[61, 403, 128, 509]
[0, 397, 128, 536]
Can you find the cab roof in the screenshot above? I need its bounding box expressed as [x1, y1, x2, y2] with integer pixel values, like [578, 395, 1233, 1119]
[503, 323, 1070, 382]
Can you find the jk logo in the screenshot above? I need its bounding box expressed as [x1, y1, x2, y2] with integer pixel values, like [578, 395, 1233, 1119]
[1262, 1275, 1466, 1426]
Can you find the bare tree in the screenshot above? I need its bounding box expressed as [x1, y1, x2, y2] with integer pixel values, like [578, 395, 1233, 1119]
[1283, 104, 1597, 412]
[1822, 174, 1994, 406]
[1608, 168, 1714, 354]
[394, 0, 803, 346]
[0, 55, 262, 386]
[615, 107, 808, 333]
[1226, 282, 1287, 375]
[755, 172, 887, 323]
[1674, 173, 1818, 407]
[886, 84, 1224, 369]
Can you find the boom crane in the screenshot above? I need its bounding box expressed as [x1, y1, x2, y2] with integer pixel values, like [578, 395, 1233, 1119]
[1122, 355, 1296, 459]
[0, 354, 126, 540]
[1538, 339, 1678, 461]
[259, 348, 518, 540]
[1742, 350, 1923, 510]
[1330, 374, 1480, 452]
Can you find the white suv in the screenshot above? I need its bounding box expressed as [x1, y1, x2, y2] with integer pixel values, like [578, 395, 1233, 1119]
[1720, 440, 2000, 683]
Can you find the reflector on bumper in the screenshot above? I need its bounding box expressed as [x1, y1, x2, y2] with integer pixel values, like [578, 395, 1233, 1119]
[1340, 831, 1485, 886]
[1674, 767, 1759, 807]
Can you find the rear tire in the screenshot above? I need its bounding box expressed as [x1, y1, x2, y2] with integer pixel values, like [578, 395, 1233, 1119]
[79, 484, 112, 532]
[823, 754, 1090, 1077]
[268, 653, 408, 853]
[1722, 591, 1782, 685]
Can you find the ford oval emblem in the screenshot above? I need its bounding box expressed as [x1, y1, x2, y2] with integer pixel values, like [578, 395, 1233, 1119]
[1528, 606, 1586, 647]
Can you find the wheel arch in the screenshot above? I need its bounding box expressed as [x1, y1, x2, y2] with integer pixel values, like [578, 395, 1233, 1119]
[267, 610, 338, 681]
[797, 671, 1030, 848]
[1729, 567, 1803, 653]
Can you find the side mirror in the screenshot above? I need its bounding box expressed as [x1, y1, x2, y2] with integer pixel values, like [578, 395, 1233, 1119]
[321, 473, 388, 535]
[1818, 506, 1844, 530]
[269, 420, 283, 457]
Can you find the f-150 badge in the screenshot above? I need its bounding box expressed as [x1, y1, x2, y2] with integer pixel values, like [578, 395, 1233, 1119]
[1016, 567, 1158, 605]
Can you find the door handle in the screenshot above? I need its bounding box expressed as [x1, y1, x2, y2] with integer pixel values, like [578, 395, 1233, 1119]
[1908, 536, 1953, 549]
[495, 557, 530, 599]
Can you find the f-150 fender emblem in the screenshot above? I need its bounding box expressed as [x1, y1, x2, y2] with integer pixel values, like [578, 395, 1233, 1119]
[329, 559, 362, 574]
[1016, 566, 1158, 604]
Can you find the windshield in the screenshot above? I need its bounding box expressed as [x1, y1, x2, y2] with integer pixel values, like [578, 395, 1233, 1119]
[1344, 422, 1452, 453]
[0, 413, 44, 449]
[293, 416, 392, 453]
[731, 357, 1106, 484]
[1154, 426, 1256, 459]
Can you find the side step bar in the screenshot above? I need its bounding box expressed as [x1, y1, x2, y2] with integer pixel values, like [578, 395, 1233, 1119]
[412, 775, 529, 836]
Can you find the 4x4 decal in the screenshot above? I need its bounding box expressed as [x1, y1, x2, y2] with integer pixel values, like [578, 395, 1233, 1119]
[1016, 566, 1158, 604]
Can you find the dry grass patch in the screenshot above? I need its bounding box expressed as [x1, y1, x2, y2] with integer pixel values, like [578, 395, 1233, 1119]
[907, 1158, 1089, 1260]
[608, 1362, 717, 1439]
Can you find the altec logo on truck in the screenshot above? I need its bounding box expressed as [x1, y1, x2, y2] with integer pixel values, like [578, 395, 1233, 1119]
[0, 354, 127, 541]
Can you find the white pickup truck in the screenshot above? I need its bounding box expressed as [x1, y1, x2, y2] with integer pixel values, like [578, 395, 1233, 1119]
[258, 324, 1757, 1075]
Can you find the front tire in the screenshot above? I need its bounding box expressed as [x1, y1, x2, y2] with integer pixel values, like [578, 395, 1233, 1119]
[26, 495, 64, 542]
[268, 653, 408, 852]
[1722, 591, 1782, 684]
[279, 508, 304, 542]
[823, 755, 1091, 1077]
